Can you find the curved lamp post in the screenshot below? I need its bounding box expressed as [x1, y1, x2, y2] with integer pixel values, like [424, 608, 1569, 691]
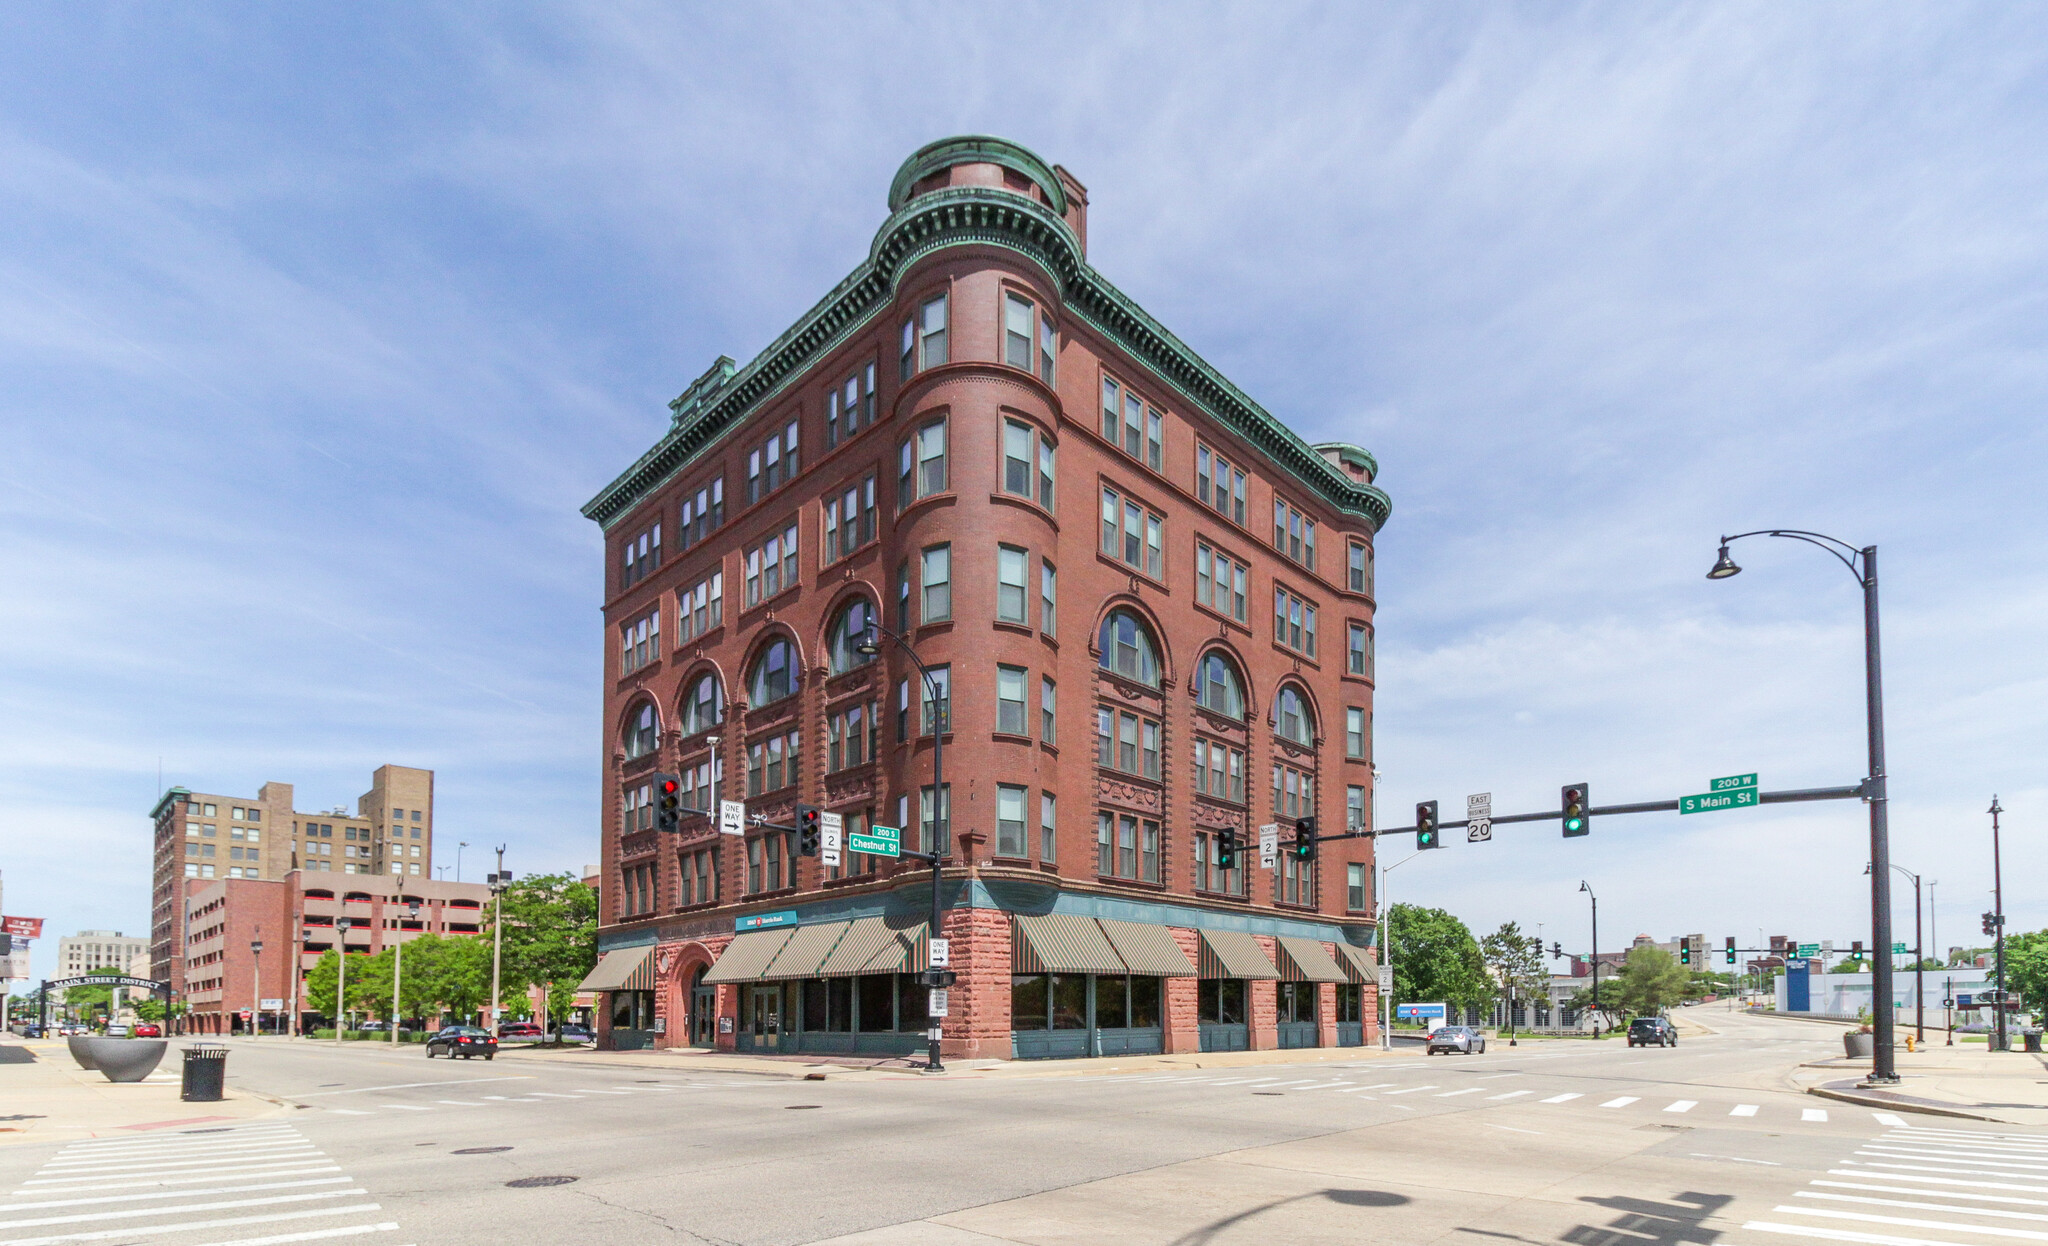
[1579, 881, 1600, 1035]
[391, 899, 422, 1045]
[1709, 529, 1898, 1084]
[857, 620, 948, 1074]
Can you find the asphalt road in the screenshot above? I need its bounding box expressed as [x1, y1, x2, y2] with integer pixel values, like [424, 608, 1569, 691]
[5, 1009, 2044, 1246]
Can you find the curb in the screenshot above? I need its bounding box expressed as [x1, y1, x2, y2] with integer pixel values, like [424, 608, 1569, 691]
[1804, 1082, 2013, 1125]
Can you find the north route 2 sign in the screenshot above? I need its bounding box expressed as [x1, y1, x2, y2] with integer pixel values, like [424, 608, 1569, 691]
[1258, 823, 1280, 869]
[819, 811, 843, 868]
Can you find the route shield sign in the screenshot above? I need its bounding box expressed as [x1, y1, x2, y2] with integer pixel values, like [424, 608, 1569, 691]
[1467, 793, 1492, 843]
[1258, 823, 1280, 869]
[849, 822, 901, 858]
[819, 811, 843, 868]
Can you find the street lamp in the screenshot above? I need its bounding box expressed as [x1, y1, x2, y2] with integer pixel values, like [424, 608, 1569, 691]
[1708, 529, 1898, 1085]
[457, 842, 469, 884]
[1580, 882, 1600, 1036]
[251, 939, 263, 1039]
[1868, 860, 1924, 1043]
[332, 919, 351, 1044]
[856, 620, 948, 1074]
[1990, 797, 2007, 1053]
[488, 850, 510, 1035]
[391, 899, 421, 1045]
[1376, 847, 1426, 1051]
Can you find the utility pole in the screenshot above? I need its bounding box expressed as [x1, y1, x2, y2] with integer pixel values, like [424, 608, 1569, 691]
[1580, 881, 1600, 1036]
[391, 900, 420, 1045]
[489, 846, 508, 1036]
[1991, 797, 2007, 1053]
[333, 919, 350, 1044]
[250, 936, 262, 1039]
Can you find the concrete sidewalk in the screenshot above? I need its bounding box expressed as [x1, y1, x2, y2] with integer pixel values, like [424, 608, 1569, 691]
[1768, 1025, 2048, 1125]
[0, 1037, 287, 1146]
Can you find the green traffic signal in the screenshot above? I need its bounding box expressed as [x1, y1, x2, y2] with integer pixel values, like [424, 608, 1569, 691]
[1415, 800, 1440, 850]
[1561, 783, 1589, 837]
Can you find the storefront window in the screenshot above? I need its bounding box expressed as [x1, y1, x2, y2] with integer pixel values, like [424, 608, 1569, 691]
[896, 976, 929, 1032]
[1337, 983, 1362, 1023]
[1051, 974, 1088, 1030]
[1096, 975, 1128, 1028]
[1012, 974, 1049, 1029]
[1199, 978, 1245, 1025]
[802, 978, 853, 1033]
[1278, 981, 1317, 1023]
[858, 975, 896, 1032]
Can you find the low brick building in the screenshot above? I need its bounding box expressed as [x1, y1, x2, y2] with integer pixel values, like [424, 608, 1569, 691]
[580, 136, 1390, 1060]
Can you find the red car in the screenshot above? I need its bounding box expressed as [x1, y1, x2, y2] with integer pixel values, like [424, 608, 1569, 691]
[133, 1023, 163, 1038]
[497, 1022, 543, 1039]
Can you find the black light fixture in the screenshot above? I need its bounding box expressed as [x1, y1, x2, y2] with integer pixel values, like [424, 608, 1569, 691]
[1706, 544, 1742, 579]
[855, 624, 880, 657]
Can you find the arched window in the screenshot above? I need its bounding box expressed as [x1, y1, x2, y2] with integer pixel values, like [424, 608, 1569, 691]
[1097, 609, 1161, 687]
[748, 638, 797, 706]
[1194, 652, 1245, 719]
[681, 673, 723, 735]
[825, 598, 876, 674]
[624, 701, 659, 759]
[1275, 686, 1314, 746]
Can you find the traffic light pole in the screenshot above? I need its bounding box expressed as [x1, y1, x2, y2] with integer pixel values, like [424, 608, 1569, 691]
[1366, 783, 1866, 840]
[1991, 797, 2007, 1054]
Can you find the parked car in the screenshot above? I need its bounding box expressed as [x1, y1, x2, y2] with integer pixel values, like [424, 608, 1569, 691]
[1628, 1017, 1677, 1047]
[1427, 1025, 1487, 1055]
[133, 1023, 163, 1038]
[498, 1022, 543, 1040]
[103, 1024, 131, 1037]
[555, 1024, 593, 1043]
[357, 1021, 387, 1032]
[425, 1026, 498, 1060]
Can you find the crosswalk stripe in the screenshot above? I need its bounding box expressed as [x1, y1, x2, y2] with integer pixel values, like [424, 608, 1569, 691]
[0, 1189, 370, 1231]
[0, 1178, 355, 1213]
[1773, 1202, 2048, 1240]
[1435, 1089, 1484, 1098]
[1541, 1094, 1582, 1104]
[1488, 1091, 1533, 1100]
[1599, 1097, 1640, 1109]
[1731, 1104, 1759, 1117]
[1796, 1190, 2048, 1223]
[1744, 1216, 1956, 1243]
[0, 1200, 387, 1245]
[1805, 1109, 1830, 1122]
[180, 1225, 398, 1246]
[1827, 1172, 2048, 1198]
[1872, 1113, 1909, 1128]
[1665, 1101, 1697, 1113]
[1383, 1086, 1437, 1096]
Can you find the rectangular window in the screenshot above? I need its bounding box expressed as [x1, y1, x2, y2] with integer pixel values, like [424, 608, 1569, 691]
[1100, 376, 1162, 471]
[619, 607, 660, 675]
[996, 784, 1027, 857]
[921, 666, 951, 735]
[1003, 420, 1031, 495]
[1346, 707, 1367, 758]
[920, 544, 951, 622]
[1040, 677, 1056, 744]
[827, 701, 879, 772]
[895, 559, 910, 632]
[1347, 784, 1367, 834]
[900, 419, 948, 508]
[1273, 496, 1318, 571]
[1193, 739, 1248, 804]
[1348, 541, 1371, 594]
[1096, 811, 1159, 882]
[1278, 853, 1313, 906]
[1040, 561, 1056, 636]
[896, 678, 910, 742]
[679, 848, 717, 906]
[679, 570, 724, 643]
[1005, 293, 1034, 371]
[620, 520, 663, 590]
[825, 364, 876, 449]
[996, 665, 1028, 735]
[1274, 586, 1319, 658]
[1347, 623, 1369, 676]
[1272, 763, 1316, 821]
[900, 314, 915, 382]
[1195, 542, 1249, 622]
[678, 477, 725, 551]
[745, 421, 802, 504]
[746, 730, 801, 797]
[919, 784, 950, 857]
[1196, 445, 1248, 526]
[1346, 862, 1368, 913]
[824, 474, 878, 564]
[919, 294, 948, 370]
[1096, 708, 1162, 780]
[1100, 486, 1163, 578]
[1041, 792, 1057, 863]
[744, 521, 800, 607]
[996, 545, 1027, 622]
[1039, 315, 1056, 387]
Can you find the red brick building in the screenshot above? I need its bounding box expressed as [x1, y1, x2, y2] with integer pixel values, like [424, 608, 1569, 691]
[180, 872, 491, 1035]
[580, 137, 1391, 1060]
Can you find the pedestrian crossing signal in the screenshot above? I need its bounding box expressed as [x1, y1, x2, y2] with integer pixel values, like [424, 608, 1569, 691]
[1416, 801, 1440, 850]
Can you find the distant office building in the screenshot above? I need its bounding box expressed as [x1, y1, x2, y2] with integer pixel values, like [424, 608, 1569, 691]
[56, 930, 148, 977]
[148, 765, 438, 997]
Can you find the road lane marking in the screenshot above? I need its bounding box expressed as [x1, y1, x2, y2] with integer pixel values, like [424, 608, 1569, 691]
[24, 1166, 342, 1190]
[1690, 1154, 1782, 1166]
[1798, 1190, 2048, 1221]
[1664, 1101, 1697, 1113]
[298, 1077, 531, 1097]
[1805, 1109, 1829, 1122]
[377, 1106, 431, 1112]
[0, 1189, 371, 1231]
[1435, 1089, 1485, 1098]
[1541, 1093, 1582, 1104]
[1730, 1104, 1759, 1116]
[1599, 1097, 1641, 1109]
[1871, 1112, 1909, 1128]
[1771, 1202, 2048, 1238]
[0, 1179, 355, 1213]
[1486, 1125, 1542, 1135]
[1487, 1091, 1533, 1100]
[1383, 1086, 1437, 1096]
[327, 1111, 372, 1117]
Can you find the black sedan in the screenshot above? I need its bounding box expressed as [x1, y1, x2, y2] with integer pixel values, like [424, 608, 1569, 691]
[424, 1026, 498, 1060]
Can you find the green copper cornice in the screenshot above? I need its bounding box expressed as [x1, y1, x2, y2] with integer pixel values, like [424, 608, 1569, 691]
[888, 135, 1068, 216]
[583, 184, 1393, 535]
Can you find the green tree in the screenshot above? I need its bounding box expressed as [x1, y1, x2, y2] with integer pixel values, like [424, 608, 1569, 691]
[1387, 904, 1491, 1013]
[1610, 945, 1691, 1017]
[345, 948, 396, 1021]
[1480, 922, 1547, 1014]
[492, 873, 597, 1033]
[303, 950, 340, 1019]
[2005, 929, 2048, 1019]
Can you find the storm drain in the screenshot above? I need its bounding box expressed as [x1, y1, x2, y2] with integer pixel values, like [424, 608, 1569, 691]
[507, 1176, 578, 1188]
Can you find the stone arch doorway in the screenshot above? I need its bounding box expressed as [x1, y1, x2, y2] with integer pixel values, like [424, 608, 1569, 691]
[689, 965, 716, 1048]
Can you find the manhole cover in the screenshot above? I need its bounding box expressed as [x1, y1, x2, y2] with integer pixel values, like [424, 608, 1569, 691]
[453, 1146, 513, 1155]
[785, 1105, 821, 1110]
[506, 1176, 578, 1188]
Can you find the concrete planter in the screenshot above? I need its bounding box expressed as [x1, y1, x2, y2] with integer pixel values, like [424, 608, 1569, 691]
[84, 1038, 168, 1083]
[1843, 1031, 1875, 1059]
[66, 1036, 100, 1070]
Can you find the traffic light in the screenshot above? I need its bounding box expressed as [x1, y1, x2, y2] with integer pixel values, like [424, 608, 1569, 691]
[1415, 801, 1440, 850]
[1292, 818, 1317, 861]
[653, 774, 681, 833]
[1851, 940, 1864, 959]
[1217, 828, 1239, 871]
[1725, 936, 1737, 966]
[1680, 943, 1692, 966]
[1551, 941, 1564, 960]
[1983, 912, 1998, 936]
[1561, 784, 1589, 837]
[796, 805, 822, 856]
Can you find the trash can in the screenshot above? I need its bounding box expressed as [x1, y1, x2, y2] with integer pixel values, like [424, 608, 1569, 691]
[181, 1046, 228, 1102]
[2025, 1030, 2044, 1054]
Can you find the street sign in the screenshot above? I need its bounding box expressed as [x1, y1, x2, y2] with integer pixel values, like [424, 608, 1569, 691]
[1822, 940, 1834, 954]
[928, 988, 950, 1018]
[849, 822, 901, 858]
[928, 938, 950, 968]
[819, 811, 843, 868]
[1957, 993, 1974, 1008]
[260, 998, 284, 1010]
[1258, 823, 1279, 869]
[2, 916, 44, 939]
[1796, 943, 1819, 959]
[1679, 788, 1760, 815]
[1710, 773, 1758, 792]
[1466, 792, 1492, 842]
[1892, 942, 1908, 955]
[1378, 965, 1393, 990]
[719, 800, 747, 837]
[736, 910, 799, 933]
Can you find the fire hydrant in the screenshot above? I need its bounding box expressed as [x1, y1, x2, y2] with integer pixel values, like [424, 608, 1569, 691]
[1904, 1034, 1917, 1053]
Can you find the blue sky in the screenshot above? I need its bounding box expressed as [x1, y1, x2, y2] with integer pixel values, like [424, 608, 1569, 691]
[4, 5, 2044, 988]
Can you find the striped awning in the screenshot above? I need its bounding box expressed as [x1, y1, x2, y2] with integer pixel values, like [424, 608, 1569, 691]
[1197, 929, 1282, 980]
[818, 916, 927, 976]
[760, 921, 854, 981]
[1334, 942, 1377, 985]
[577, 945, 655, 992]
[700, 928, 794, 985]
[1097, 918, 1197, 977]
[1013, 913, 1125, 975]
[1276, 936, 1349, 984]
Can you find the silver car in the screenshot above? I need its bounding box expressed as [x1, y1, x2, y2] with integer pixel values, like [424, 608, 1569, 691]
[1427, 1025, 1487, 1055]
